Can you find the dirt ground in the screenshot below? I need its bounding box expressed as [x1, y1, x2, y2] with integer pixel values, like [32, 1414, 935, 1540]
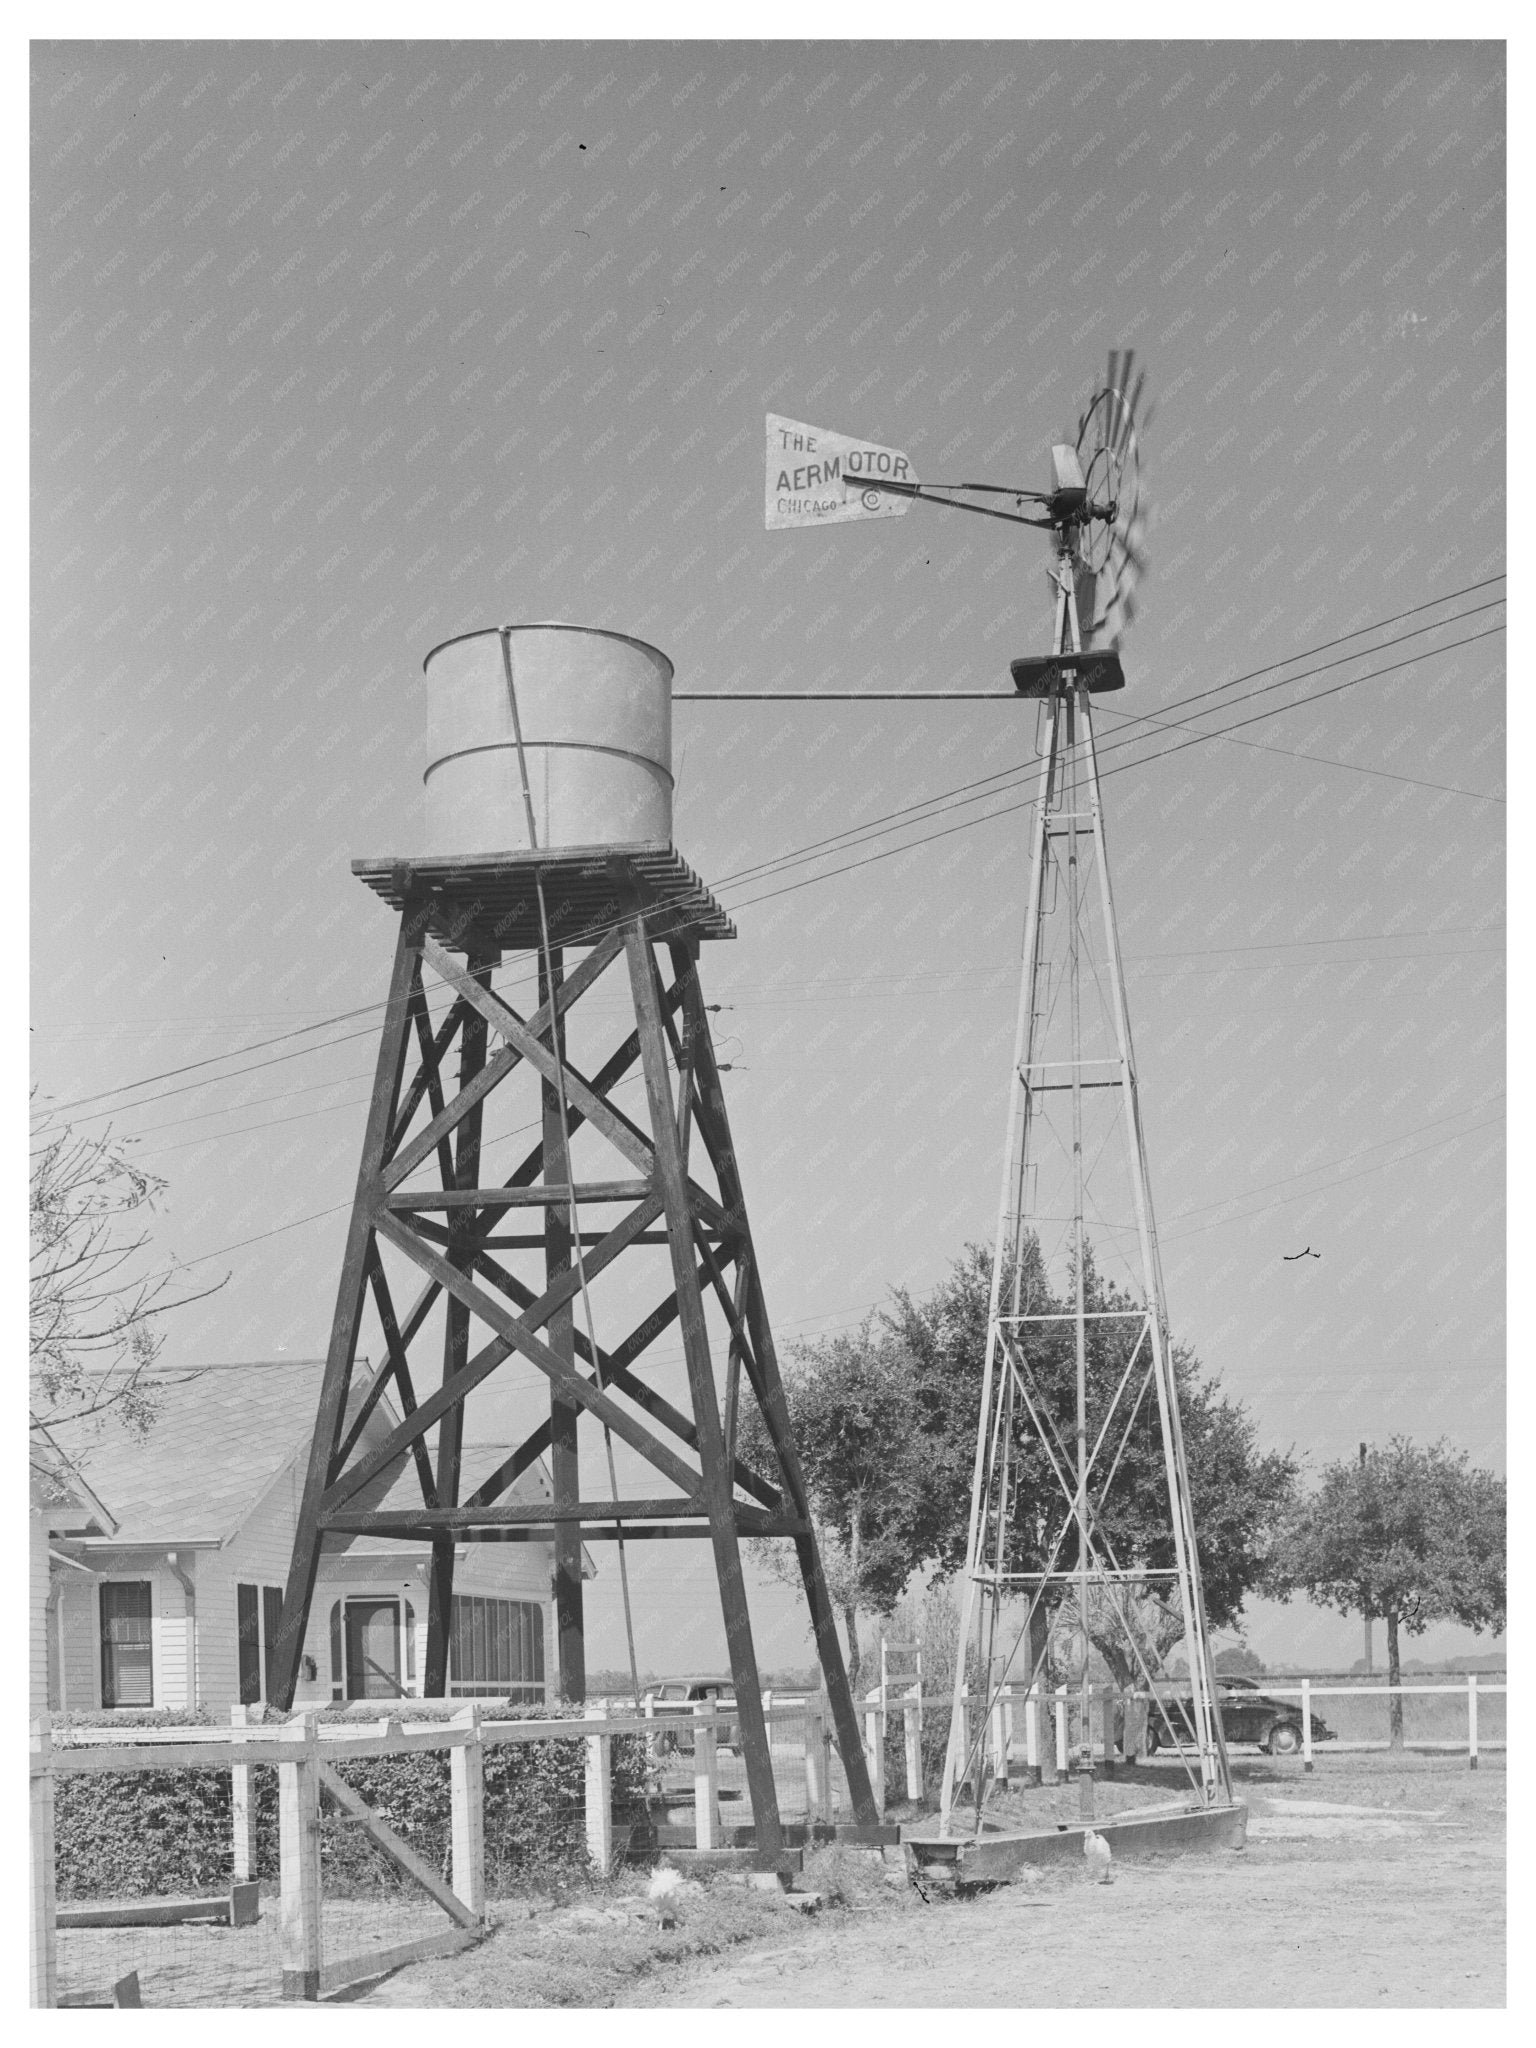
[369, 1751, 1505, 2010]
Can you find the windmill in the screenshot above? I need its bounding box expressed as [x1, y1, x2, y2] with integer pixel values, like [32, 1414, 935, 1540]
[744, 353, 1240, 1875]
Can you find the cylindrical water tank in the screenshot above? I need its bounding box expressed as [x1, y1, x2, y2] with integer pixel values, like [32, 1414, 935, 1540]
[421, 623, 673, 855]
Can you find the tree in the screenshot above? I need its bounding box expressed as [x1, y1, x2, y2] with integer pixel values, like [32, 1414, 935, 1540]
[756, 1238, 1297, 1701]
[883, 1239, 1298, 1691]
[1213, 1643, 1266, 1677]
[30, 1104, 225, 1492]
[1266, 1437, 1506, 1744]
[739, 1318, 922, 1692]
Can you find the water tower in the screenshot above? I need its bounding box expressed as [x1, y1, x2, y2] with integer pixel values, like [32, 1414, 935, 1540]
[267, 623, 878, 1852]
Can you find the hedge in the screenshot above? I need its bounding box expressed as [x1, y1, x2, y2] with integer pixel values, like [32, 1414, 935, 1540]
[51, 1704, 652, 1901]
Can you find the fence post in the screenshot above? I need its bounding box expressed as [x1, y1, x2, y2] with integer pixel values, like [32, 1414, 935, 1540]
[30, 1717, 56, 2010]
[1467, 1673, 1479, 1771]
[583, 1702, 614, 1876]
[279, 1713, 322, 2002]
[693, 1699, 720, 1850]
[1301, 1679, 1314, 1773]
[1055, 1687, 1069, 1778]
[803, 1697, 825, 1825]
[864, 1687, 886, 1816]
[1024, 1685, 1041, 1786]
[990, 1689, 1009, 1787]
[230, 1703, 253, 1883]
[452, 1705, 486, 1916]
[904, 1683, 923, 1801]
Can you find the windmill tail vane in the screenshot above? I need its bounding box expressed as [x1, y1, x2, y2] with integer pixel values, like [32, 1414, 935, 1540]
[768, 351, 1150, 658]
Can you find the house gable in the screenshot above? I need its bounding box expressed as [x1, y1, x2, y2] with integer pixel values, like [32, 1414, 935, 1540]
[42, 1358, 563, 1711]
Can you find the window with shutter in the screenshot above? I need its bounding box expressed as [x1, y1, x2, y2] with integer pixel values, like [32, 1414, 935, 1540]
[100, 1581, 154, 1708]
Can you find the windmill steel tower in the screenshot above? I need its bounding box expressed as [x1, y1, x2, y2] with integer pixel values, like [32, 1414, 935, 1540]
[922, 362, 1238, 1863]
[806, 356, 1240, 1877]
[266, 622, 878, 1856]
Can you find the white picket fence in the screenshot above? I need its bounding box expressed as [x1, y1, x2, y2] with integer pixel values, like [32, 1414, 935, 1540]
[852, 1673, 1507, 1803]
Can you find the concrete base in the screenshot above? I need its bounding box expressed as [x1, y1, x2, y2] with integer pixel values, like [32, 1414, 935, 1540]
[907, 1799, 1248, 1889]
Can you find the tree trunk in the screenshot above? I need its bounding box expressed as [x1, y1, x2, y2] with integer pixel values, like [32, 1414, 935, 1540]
[1386, 1609, 1403, 1748]
[845, 1494, 863, 1695]
[844, 1602, 862, 1695]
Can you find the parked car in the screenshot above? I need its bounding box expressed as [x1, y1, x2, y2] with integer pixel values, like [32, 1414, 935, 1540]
[646, 1676, 739, 1755]
[1147, 1675, 1334, 1756]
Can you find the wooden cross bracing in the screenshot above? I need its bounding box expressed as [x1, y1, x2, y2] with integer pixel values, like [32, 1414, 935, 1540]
[267, 851, 879, 1847]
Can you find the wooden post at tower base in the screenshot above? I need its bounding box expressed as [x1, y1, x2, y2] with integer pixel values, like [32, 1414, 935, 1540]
[279, 1716, 321, 2002]
[451, 1706, 486, 1917]
[692, 1700, 720, 1850]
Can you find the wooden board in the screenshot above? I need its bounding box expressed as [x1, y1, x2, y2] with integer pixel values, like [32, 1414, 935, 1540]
[906, 1798, 1248, 1886]
[285, 1924, 483, 2001]
[59, 1971, 141, 2008]
[352, 843, 735, 952]
[56, 1882, 260, 1930]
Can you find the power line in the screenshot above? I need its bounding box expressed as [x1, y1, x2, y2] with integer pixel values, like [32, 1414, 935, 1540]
[1158, 1114, 1504, 1244]
[674, 575, 1507, 707]
[97, 927, 1498, 1158]
[34, 582, 1504, 1125]
[1095, 621, 1507, 790]
[717, 598, 1505, 896]
[724, 621, 1505, 912]
[702, 574, 1507, 883]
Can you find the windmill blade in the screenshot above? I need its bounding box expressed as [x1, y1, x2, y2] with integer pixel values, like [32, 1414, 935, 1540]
[1109, 523, 1149, 580]
[1111, 371, 1147, 464]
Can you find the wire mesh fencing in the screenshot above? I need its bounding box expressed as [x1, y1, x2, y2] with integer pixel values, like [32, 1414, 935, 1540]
[33, 1702, 659, 2007]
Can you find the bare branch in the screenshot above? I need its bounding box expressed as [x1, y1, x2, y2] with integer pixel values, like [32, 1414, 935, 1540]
[29, 1095, 229, 1470]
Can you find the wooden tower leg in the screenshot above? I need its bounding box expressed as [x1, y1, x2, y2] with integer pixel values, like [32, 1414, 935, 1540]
[269, 902, 429, 1710]
[669, 942, 880, 1826]
[627, 923, 783, 1854]
[425, 945, 496, 1697]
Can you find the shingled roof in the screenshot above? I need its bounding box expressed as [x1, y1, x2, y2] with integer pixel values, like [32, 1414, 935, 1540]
[43, 1358, 558, 1555]
[43, 1359, 341, 1545]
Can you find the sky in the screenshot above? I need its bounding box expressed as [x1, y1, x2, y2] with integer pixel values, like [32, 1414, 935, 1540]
[30, 36, 1506, 1674]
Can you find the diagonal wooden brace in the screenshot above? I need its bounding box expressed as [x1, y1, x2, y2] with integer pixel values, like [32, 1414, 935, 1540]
[318, 1763, 479, 1929]
[423, 935, 732, 1233]
[322, 1202, 705, 1508]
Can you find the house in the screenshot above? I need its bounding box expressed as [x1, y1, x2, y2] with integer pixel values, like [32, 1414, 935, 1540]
[35, 1359, 585, 1716]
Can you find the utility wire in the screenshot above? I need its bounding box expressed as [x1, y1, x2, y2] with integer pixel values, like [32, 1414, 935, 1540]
[35, 582, 1504, 1123]
[715, 596, 1506, 892]
[696, 574, 1506, 883]
[92, 930, 1498, 1163]
[724, 621, 1506, 912]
